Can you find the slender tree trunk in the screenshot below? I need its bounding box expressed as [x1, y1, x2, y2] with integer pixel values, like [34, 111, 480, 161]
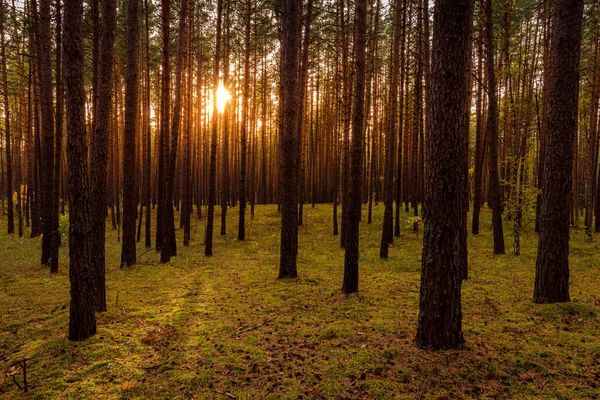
[37, 0, 58, 272]
[144, 0, 152, 248]
[238, 0, 252, 241]
[472, 17, 485, 235]
[0, 0, 13, 235]
[64, 0, 96, 341]
[54, 0, 63, 246]
[89, 0, 116, 311]
[161, 0, 188, 263]
[205, 0, 222, 256]
[220, 5, 230, 236]
[485, 0, 505, 255]
[342, 0, 367, 294]
[534, 0, 584, 304]
[121, 0, 139, 267]
[379, 0, 403, 259]
[278, 0, 301, 278]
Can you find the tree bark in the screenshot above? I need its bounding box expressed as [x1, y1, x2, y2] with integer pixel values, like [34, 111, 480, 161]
[64, 0, 96, 341]
[121, 0, 139, 267]
[342, 0, 367, 294]
[205, 0, 222, 256]
[416, 0, 473, 350]
[534, 0, 584, 304]
[37, 0, 58, 272]
[485, 0, 505, 255]
[89, 0, 116, 311]
[278, 0, 301, 278]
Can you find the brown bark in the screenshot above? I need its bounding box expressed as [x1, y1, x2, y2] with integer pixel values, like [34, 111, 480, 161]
[485, 0, 505, 254]
[278, 0, 300, 278]
[0, 0, 12, 235]
[121, 0, 139, 267]
[205, 0, 222, 256]
[89, 0, 116, 311]
[161, 0, 188, 263]
[64, 0, 96, 341]
[239, 0, 251, 241]
[416, 0, 473, 350]
[36, 0, 58, 272]
[380, 0, 403, 259]
[342, 0, 367, 294]
[534, 0, 584, 304]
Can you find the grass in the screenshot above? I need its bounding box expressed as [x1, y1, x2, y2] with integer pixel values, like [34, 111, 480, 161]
[1, 204, 599, 399]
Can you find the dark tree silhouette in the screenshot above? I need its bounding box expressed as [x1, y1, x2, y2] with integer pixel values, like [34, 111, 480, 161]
[37, 0, 58, 272]
[0, 0, 13, 235]
[416, 0, 473, 350]
[89, 0, 116, 312]
[342, 0, 366, 294]
[379, 0, 402, 259]
[205, 0, 222, 256]
[534, 0, 584, 304]
[121, 0, 139, 267]
[485, 0, 505, 255]
[278, 0, 300, 279]
[64, 0, 96, 341]
[161, 0, 188, 263]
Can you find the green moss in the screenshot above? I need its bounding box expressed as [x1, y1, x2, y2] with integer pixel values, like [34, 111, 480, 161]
[1, 205, 599, 399]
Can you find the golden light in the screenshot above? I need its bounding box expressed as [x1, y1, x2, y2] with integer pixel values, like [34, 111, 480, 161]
[216, 82, 231, 114]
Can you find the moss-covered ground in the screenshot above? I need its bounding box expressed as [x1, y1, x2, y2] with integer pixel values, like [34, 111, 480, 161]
[1, 204, 599, 399]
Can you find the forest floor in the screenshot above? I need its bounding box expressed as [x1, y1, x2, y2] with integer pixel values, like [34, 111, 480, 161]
[1, 204, 600, 399]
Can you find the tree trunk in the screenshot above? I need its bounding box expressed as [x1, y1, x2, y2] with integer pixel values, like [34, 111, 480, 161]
[278, 0, 300, 278]
[416, 0, 473, 350]
[380, 0, 403, 259]
[472, 16, 485, 235]
[238, 0, 251, 241]
[0, 1, 12, 235]
[342, 0, 367, 294]
[534, 0, 584, 304]
[36, 0, 58, 272]
[121, 0, 139, 267]
[64, 0, 96, 341]
[485, 0, 505, 255]
[205, 0, 222, 256]
[89, 0, 116, 311]
[161, 0, 188, 263]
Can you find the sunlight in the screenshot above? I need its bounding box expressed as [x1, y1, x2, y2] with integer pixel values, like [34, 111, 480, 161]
[216, 82, 231, 114]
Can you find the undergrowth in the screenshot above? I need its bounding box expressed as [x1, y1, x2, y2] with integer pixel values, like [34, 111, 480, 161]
[1, 205, 599, 399]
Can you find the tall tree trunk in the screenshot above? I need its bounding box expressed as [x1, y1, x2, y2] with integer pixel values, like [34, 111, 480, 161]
[485, 0, 505, 254]
[472, 16, 485, 235]
[220, 4, 230, 236]
[342, 0, 367, 294]
[0, 0, 13, 235]
[205, 0, 222, 256]
[156, 0, 171, 251]
[54, 0, 63, 245]
[89, 0, 116, 311]
[121, 0, 139, 267]
[278, 0, 300, 278]
[534, 0, 584, 304]
[161, 0, 188, 263]
[144, 0, 152, 248]
[416, 0, 473, 350]
[380, 0, 403, 259]
[64, 0, 96, 341]
[37, 0, 58, 272]
[238, 0, 251, 241]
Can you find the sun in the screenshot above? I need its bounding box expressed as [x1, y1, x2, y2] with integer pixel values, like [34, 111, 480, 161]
[216, 82, 231, 114]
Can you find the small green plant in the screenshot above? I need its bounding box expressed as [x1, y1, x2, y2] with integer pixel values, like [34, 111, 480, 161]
[59, 214, 69, 245]
[406, 216, 423, 238]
